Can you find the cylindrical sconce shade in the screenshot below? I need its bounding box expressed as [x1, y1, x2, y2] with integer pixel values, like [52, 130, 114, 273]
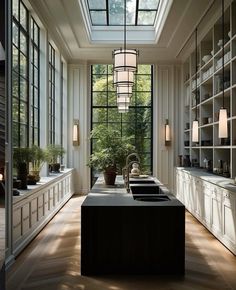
[73, 121, 80, 146]
[218, 108, 228, 138]
[192, 120, 199, 142]
[114, 70, 134, 87]
[165, 119, 171, 145]
[113, 49, 138, 72]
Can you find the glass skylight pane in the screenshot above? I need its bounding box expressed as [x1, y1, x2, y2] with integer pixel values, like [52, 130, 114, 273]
[109, 0, 124, 25]
[88, 0, 106, 9]
[139, 0, 159, 10]
[138, 11, 156, 25]
[90, 11, 107, 25]
[126, 0, 136, 25]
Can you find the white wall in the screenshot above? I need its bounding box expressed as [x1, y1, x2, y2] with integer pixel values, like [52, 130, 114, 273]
[68, 63, 181, 194]
[68, 64, 90, 194]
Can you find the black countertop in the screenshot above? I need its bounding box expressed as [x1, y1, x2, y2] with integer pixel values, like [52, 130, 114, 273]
[82, 176, 184, 207]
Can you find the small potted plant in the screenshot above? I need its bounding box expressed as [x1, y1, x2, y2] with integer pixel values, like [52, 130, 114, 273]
[88, 125, 135, 185]
[45, 144, 65, 173]
[27, 145, 46, 184]
[13, 147, 31, 189]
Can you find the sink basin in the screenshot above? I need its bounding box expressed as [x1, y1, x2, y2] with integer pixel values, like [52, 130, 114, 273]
[134, 195, 170, 202]
[130, 184, 161, 195]
[129, 179, 156, 184]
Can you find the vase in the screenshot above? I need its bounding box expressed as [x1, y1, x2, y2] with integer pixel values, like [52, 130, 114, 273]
[103, 167, 116, 185]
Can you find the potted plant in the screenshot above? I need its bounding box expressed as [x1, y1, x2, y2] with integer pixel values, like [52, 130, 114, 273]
[13, 147, 31, 189]
[45, 144, 65, 173]
[27, 145, 46, 184]
[88, 125, 135, 185]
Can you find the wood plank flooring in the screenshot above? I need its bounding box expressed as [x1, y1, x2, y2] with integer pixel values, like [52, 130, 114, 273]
[6, 195, 236, 290]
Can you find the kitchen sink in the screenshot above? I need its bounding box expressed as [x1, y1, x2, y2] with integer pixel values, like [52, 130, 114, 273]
[129, 179, 156, 184]
[130, 184, 161, 195]
[133, 195, 170, 202]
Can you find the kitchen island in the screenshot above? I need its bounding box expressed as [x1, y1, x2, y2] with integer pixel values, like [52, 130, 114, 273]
[81, 176, 185, 275]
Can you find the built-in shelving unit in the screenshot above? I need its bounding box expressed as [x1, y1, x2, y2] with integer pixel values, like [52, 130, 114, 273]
[183, 0, 236, 178]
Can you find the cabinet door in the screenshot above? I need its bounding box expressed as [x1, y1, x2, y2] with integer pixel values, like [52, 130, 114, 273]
[30, 198, 38, 227]
[222, 191, 236, 245]
[49, 188, 54, 210]
[194, 180, 203, 219]
[13, 207, 22, 242]
[38, 194, 44, 220]
[176, 170, 184, 203]
[211, 187, 222, 236]
[183, 173, 190, 210]
[22, 203, 30, 235]
[203, 183, 211, 228]
[44, 191, 49, 213]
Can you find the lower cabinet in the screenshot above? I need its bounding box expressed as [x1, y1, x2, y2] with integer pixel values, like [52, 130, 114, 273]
[176, 168, 236, 255]
[12, 169, 74, 257]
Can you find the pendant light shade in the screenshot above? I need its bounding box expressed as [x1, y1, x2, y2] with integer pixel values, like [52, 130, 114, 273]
[219, 108, 228, 138]
[117, 97, 131, 104]
[118, 103, 129, 113]
[113, 49, 138, 72]
[192, 120, 199, 142]
[117, 85, 132, 98]
[113, 70, 134, 87]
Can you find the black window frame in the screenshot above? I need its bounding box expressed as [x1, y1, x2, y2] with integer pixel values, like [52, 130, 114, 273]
[48, 43, 56, 145]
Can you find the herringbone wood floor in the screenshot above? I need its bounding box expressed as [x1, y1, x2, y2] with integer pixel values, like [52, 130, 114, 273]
[6, 195, 236, 290]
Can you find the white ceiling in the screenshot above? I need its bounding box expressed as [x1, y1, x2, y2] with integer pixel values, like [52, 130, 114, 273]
[29, 0, 216, 63]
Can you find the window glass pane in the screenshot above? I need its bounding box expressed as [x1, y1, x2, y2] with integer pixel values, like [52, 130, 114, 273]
[12, 46, 18, 72]
[90, 11, 107, 25]
[138, 65, 151, 74]
[93, 65, 107, 74]
[126, 0, 136, 25]
[20, 125, 27, 147]
[88, 0, 106, 9]
[13, 0, 19, 19]
[93, 108, 107, 122]
[20, 31, 27, 54]
[34, 24, 39, 45]
[12, 22, 18, 46]
[136, 92, 151, 106]
[20, 2, 27, 30]
[108, 92, 116, 106]
[12, 73, 19, 98]
[34, 67, 38, 85]
[34, 47, 38, 65]
[20, 102, 27, 123]
[108, 123, 121, 135]
[137, 10, 156, 25]
[34, 88, 39, 106]
[93, 92, 107, 106]
[20, 77, 27, 101]
[108, 108, 121, 122]
[109, 0, 123, 25]
[136, 75, 151, 91]
[34, 128, 38, 145]
[139, 0, 159, 9]
[93, 75, 107, 91]
[12, 98, 19, 122]
[20, 53, 27, 77]
[34, 108, 39, 127]
[12, 122, 18, 146]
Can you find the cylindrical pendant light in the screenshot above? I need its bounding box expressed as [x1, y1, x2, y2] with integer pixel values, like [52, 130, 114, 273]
[118, 103, 129, 113]
[192, 28, 199, 143]
[219, 108, 228, 138]
[113, 70, 134, 87]
[113, 49, 138, 73]
[218, 0, 228, 138]
[117, 85, 132, 98]
[117, 97, 131, 104]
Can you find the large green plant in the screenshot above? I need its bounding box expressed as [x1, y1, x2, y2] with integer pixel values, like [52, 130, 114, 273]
[88, 125, 135, 173]
[13, 147, 31, 168]
[45, 144, 65, 164]
[28, 145, 46, 171]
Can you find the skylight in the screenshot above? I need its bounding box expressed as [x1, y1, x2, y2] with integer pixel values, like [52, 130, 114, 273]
[87, 0, 160, 26]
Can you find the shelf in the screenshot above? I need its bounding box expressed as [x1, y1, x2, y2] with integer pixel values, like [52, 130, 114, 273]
[214, 40, 231, 58]
[201, 58, 213, 71]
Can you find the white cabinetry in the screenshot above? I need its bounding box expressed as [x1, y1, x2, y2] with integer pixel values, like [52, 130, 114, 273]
[12, 169, 74, 257]
[176, 168, 236, 255]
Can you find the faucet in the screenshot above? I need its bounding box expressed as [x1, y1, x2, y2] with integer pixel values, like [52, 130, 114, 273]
[123, 153, 141, 193]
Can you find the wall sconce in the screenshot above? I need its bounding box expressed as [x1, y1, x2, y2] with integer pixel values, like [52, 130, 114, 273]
[73, 120, 80, 146]
[165, 119, 171, 146]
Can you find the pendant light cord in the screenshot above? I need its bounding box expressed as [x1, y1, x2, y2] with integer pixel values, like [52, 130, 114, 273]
[195, 28, 198, 121]
[124, 0, 126, 51]
[222, 0, 225, 108]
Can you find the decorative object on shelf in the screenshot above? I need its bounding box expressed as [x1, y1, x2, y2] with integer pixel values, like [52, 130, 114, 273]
[13, 147, 31, 190]
[165, 119, 171, 146]
[178, 155, 183, 167]
[218, 0, 228, 139]
[28, 145, 46, 184]
[130, 162, 140, 177]
[112, 0, 139, 113]
[73, 119, 80, 146]
[183, 155, 191, 167]
[192, 28, 199, 143]
[202, 55, 211, 63]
